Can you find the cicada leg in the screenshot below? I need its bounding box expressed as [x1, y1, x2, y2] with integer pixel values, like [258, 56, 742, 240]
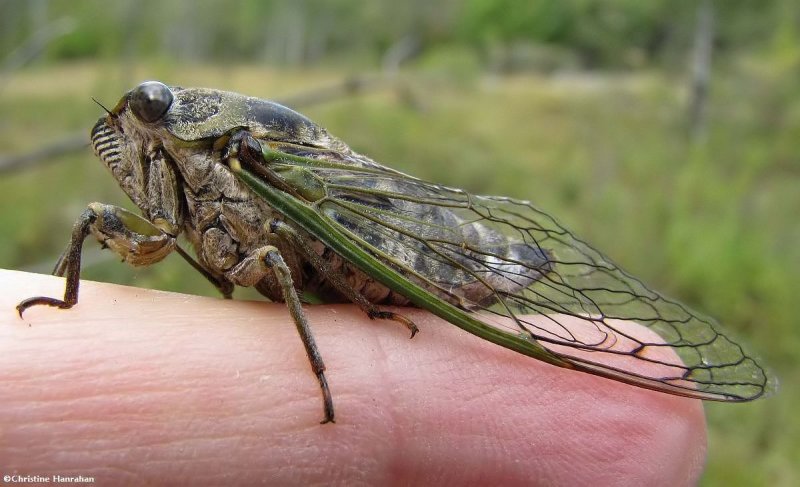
[228, 244, 335, 424]
[269, 219, 419, 338]
[17, 203, 177, 317]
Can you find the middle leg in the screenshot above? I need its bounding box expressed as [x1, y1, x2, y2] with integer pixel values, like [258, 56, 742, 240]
[227, 244, 335, 424]
[269, 219, 418, 338]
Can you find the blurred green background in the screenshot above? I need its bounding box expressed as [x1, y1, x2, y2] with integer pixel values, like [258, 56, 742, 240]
[0, 0, 797, 484]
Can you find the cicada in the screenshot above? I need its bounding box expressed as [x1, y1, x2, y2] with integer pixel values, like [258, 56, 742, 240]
[17, 81, 772, 423]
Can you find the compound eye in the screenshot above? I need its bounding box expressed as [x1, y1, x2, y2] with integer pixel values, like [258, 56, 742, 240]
[129, 81, 173, 123]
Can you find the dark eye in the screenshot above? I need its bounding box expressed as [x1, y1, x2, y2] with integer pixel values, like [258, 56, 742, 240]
[129, 81, 173, 123]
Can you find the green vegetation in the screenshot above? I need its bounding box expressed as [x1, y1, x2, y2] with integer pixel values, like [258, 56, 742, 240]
[1, 0, 797, 484]
[1, 60, 796, 485]
[1, 0, 795, 69]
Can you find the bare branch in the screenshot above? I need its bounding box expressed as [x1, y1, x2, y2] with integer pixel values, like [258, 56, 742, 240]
[0, 132, 88, 174]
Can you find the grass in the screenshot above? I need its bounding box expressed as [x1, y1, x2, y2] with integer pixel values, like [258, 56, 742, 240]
[0, 61, 796, 485]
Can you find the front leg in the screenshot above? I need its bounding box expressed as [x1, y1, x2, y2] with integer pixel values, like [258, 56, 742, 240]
[17, 203, 176, 316]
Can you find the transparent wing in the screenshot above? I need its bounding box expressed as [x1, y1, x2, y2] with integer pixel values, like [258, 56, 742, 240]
[265, 144, 771, 402]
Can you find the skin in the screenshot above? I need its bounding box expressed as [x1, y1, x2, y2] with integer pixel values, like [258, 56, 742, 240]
[0, 269, 706, 485]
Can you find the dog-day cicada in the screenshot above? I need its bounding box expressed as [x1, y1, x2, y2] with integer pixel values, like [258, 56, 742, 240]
[17, 81, 773, 423]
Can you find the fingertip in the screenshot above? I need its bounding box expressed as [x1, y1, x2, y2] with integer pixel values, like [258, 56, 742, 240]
[0, 272, 707, 485]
